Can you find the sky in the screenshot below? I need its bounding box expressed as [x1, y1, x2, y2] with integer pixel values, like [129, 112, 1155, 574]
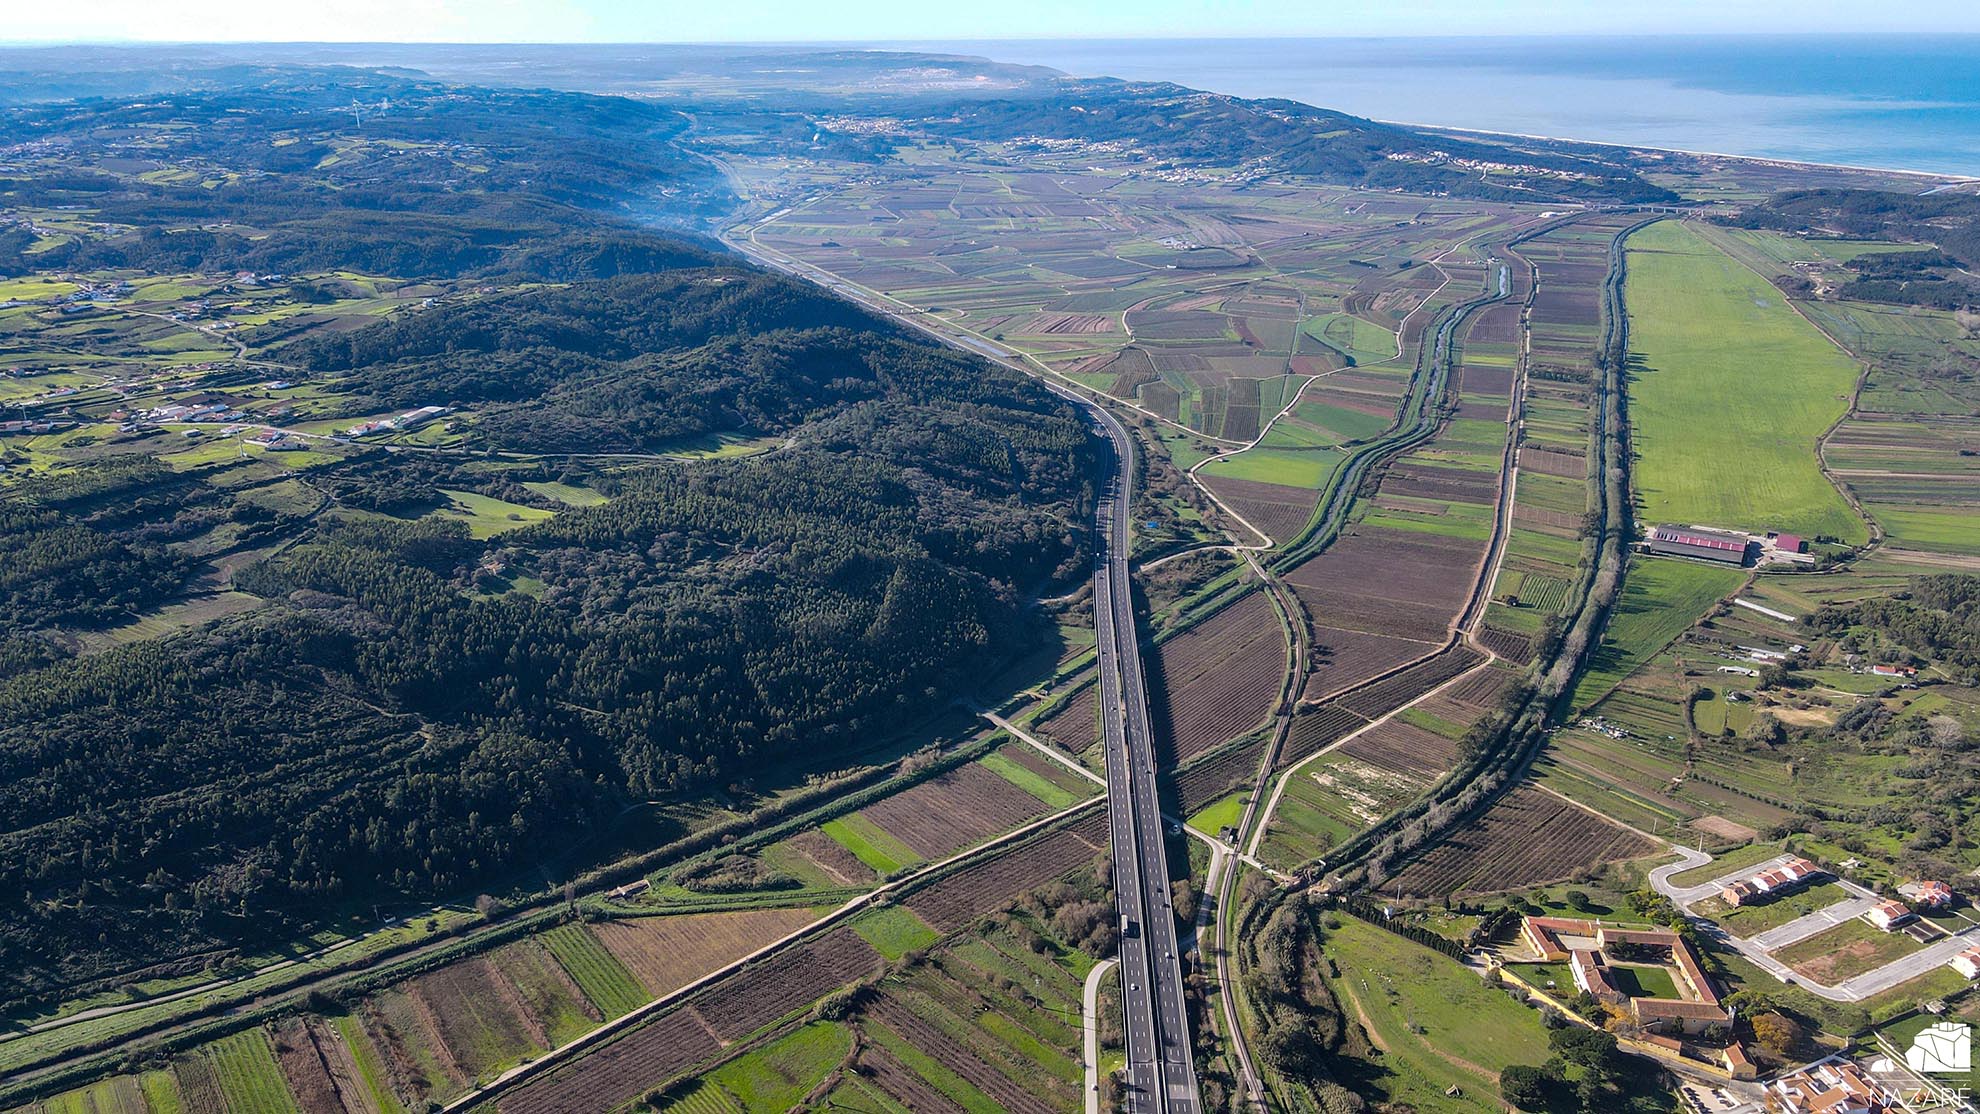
[9, 0, 1980, 44]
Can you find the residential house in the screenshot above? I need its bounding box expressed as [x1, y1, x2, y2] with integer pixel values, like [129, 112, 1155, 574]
[1866, 900, 1913, 932]
[1914, 881, 1954, 909]
[1770, 1059, 1886, 1114]
[1949, 946, 1980, 980]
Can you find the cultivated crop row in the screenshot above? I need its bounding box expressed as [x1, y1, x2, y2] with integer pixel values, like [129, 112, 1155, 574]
[1336, 646, 1485, 719]
[1276, 705, 1371, 770]
[858, 762, 1054, 858]
[1390, 784, 1657, 897]
[1148, 591, 1286, 764]
[903, 819, 1103, 932]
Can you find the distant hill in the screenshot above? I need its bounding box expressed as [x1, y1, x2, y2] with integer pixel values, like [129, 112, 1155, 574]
[1724, 188, 1980, 309]
[907, 79, 1681, 204]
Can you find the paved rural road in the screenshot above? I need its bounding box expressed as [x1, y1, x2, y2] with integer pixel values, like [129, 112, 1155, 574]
[1645, 846, 1725, 906]
[724, 221, 1202, 1112]
[1084, 958, 1120, 1114]
[1742, 894, 1880, 952]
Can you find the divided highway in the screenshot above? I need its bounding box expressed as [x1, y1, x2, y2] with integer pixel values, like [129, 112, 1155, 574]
[1091, 405, 1202, 1114]
[724, 225, 1201, 1111]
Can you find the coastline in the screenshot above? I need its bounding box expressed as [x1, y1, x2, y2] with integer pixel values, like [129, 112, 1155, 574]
[1387, 118, 1980, 184]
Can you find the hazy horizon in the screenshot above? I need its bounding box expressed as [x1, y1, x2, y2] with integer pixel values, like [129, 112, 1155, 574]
[9, 0, 1980, 45]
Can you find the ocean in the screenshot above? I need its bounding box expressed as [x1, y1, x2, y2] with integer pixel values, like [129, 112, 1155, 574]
[893, 35, 1980, 177]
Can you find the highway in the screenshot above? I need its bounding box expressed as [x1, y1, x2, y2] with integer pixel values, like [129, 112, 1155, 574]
[1090, 404, 1202, 1114]
[721, 223, 1201, 1111]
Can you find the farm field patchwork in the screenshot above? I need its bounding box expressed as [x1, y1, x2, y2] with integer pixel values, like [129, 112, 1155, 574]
[490, 817, 1107, 1114]
[1260, 657, 1501, 870]
[741, 163, 1530, 468]
[1567, 556, 1748, 711]
[1538, 551, 1974, 860]
[1692, 225, 1980, 557]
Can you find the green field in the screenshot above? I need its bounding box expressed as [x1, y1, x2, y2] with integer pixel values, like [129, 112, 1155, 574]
[40, 1075, 149, 1114]
[182, 1030, 300, 1114]
[138, 1071, 186, 1114]
[850, 905, 939, 960]
[977, 748, 1087, 810]
[330, 1015, 408, 1114]
[1625, 221, 1866, 542]
[1291, 400, 1396, 443]
[435, 489, 557, 539]
[1361, 497, 1494, 541]
[540, 923, 648, 1018]
[1303, 312, 1398, 364]
[497, 940, 602, 1046]
[1322, 919, 1553, 1112]
[1505, 962, 1576, 996]
[662, 1022, 851, 1113]
[521, 480, 609, 507]
[1199, 446, 1343, 489]
[819, 814, 921, 875]
[1188, 792, 1246, 836]
[1608, 964, 1680, 1000]
[1569, 556, 1748, 710]
[1876, 507, 1980, 555]
[1716, 229, 1923, 267]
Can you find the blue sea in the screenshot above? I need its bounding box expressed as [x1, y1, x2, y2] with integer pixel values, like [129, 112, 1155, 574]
[894, 35, 1980, 177]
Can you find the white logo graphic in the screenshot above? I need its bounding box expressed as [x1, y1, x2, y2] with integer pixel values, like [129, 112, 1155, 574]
[1906, 1022, 1971, 1075]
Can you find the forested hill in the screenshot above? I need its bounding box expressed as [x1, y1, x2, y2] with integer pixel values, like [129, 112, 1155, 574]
[905, 80, 1680, 204]
[0, 72, 730, 281]
[1722, 188, 1980, 309]
[0, 71, 1100, 997]
[0, 265, 1096, 998]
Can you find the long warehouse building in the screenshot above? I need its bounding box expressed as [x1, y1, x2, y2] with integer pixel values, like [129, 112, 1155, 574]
[1644, 524, 1751, 565]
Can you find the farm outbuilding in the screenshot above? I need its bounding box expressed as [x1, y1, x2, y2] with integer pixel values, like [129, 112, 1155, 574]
[1644, 525, 1751, 565]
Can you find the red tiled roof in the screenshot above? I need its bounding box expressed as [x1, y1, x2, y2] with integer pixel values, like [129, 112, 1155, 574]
[1633, 998, 1731, 1021]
